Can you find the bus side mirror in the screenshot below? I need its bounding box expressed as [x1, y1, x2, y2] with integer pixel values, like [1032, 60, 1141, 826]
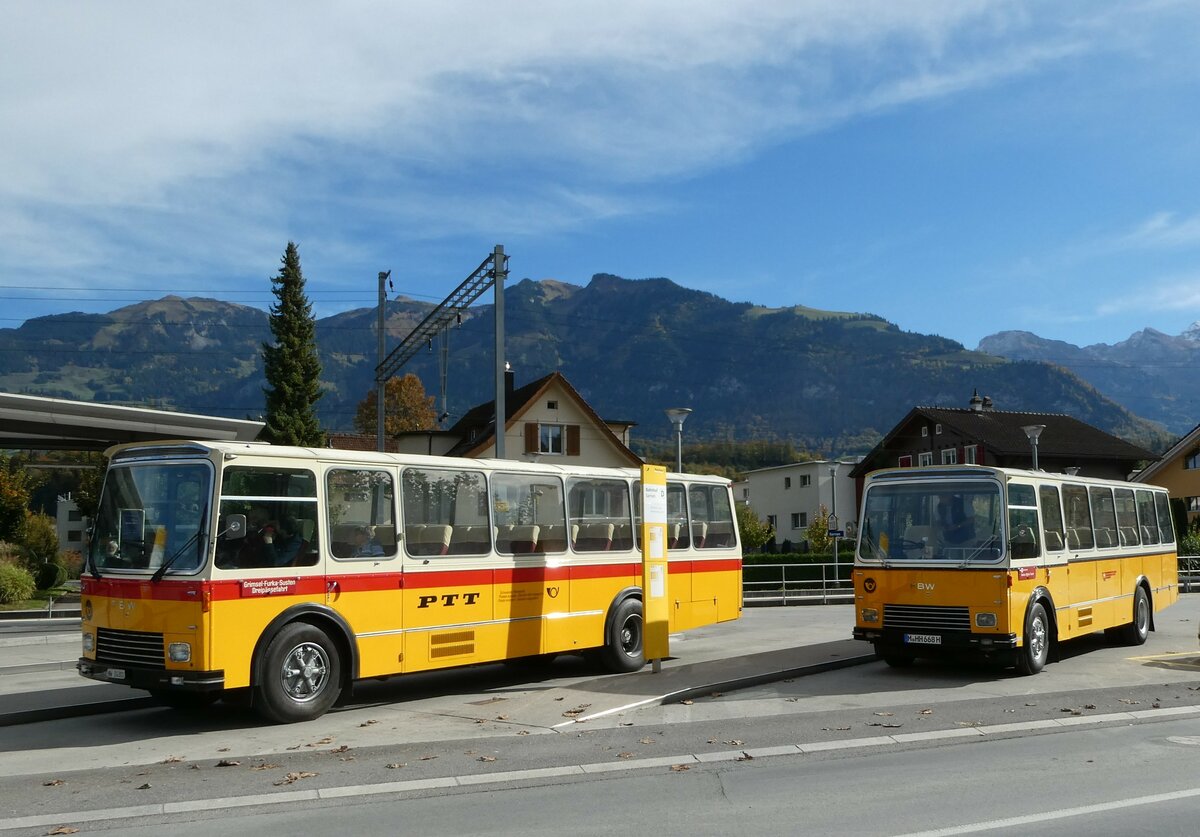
[221, 513, 247, 540]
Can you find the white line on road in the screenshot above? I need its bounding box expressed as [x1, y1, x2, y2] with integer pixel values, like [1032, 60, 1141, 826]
[6, 704, 1200, 833]
[892, 786, 1200, 836]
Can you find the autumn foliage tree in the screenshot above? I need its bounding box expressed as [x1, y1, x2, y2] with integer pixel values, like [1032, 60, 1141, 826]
[354, 374, 437, 437]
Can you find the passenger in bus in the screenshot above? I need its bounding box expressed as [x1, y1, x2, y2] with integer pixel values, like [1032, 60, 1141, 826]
[935, 494, 974, 554]
[220, 506, 277, 569]
[270, 516, 307, 566]
[351, 525, 385, 557]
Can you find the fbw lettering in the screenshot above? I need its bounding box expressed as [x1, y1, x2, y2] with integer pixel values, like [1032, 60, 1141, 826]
[417, 592, 481, 609]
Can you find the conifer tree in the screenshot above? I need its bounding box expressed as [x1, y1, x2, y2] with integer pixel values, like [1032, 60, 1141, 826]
[262, 242, 324, 446]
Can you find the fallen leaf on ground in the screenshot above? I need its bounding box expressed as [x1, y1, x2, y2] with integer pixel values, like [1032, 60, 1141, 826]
[680, 699, 693, 705]
[867, 722, 902, 728]
[42, 780, 65, 787]
[496, 714, 509, 721]
[136, 783, 151, 790]
[307, 737, 334, 747]
[562, 704, 592, 718]
[45, 828, 79, 835]
[919, 709, 933, 715]
[874, 711, 894, 717]
[419, 755, 438, 761]
[618, 752, 634, 759]
[639, 737, 655, 745]
[478, 756, 496, 763]
[736, 753, 754, 762]
[329, 745, 350, 754]
[274, 771, 318, 786]
[251, 763, 279, 771]
[160, 755, 185, 764]
[517, 730, 530, 736]
[385, 763, 405, 770]
[215, 759, 240, 767]
[670, 764, 690, 772]
[360, 719, 378, 727]
[710, 692, 723, 698]
[725, 739, 744, 746]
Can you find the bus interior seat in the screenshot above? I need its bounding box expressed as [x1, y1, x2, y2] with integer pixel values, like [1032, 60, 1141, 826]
[574, 521, 614, 551]
[1043, 530, 1064, 552]
[538, 524, 567, 552]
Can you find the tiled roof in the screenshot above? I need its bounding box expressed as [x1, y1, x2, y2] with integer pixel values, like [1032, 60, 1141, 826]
[915, 407, 1157, 460]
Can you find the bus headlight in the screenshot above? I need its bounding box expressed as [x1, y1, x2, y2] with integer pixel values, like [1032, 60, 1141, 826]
[82, 632, 94, 653]
[168, 642, 192, 663]
[860, 607, 879, 623]
[975, 612, 997, 628]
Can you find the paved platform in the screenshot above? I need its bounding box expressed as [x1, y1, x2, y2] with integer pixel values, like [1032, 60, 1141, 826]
[0, 606, 875, 728]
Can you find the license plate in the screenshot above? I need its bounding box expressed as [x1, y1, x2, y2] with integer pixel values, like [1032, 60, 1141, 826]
[105, 668, 126, 680]
[904, 634, 941, 646]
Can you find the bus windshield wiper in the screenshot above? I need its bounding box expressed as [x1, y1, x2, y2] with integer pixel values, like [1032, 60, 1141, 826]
[151, 503, 208, 583]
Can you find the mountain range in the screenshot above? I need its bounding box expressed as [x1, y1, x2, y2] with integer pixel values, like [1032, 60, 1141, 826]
[0, 274, 1176, 456]
[977, 327, 1200, 437]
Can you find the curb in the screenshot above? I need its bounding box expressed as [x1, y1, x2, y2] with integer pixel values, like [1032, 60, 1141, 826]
[0, 693, 156, 727]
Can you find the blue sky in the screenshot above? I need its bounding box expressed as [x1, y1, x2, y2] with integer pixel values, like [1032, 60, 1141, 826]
[3, 1, 1200, 349]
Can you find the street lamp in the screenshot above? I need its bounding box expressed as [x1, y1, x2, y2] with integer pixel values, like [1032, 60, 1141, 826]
[664, 408, 692, 473]
[1022, 424, 1046, 471]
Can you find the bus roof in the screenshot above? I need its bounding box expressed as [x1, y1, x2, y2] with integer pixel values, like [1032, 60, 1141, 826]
[862, 463, 1158, 490]
[104, 439, 732, 485]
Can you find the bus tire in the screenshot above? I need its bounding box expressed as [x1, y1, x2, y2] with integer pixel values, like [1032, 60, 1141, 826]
[1120, 586, 1150, 646]
[255, 622, 342, 724]
[1015, 601, 1050, 676]
[600, 598, 645, 673]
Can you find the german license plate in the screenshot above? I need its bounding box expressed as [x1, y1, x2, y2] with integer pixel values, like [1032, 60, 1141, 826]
[105, 668, 126, 680]
[904, 634, 941, 646]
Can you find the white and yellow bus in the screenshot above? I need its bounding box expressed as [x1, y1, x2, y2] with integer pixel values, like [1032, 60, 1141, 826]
[78, 441, 742, 722]
[853, 465, 1178, 673]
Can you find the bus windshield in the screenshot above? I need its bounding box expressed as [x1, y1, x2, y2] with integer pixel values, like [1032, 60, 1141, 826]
[858, 479, 1003, 564]
[89, 461, 213, 575]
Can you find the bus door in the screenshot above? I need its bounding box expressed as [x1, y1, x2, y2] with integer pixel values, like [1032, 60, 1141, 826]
[324, 466, 402, 677]
[1060, 483, 1097, 634]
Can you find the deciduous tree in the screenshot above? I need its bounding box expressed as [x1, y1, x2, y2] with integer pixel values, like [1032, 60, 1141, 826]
[354, 374, 437, 437]
[262, 242, 324, 446]
[735, 503, 774, 552]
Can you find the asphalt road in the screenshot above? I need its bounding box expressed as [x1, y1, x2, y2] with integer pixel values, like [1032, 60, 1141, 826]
[3, 597, 1198, 836]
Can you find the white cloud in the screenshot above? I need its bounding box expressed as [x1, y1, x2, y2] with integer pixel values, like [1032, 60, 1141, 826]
[1095, 273, 1200, 316]
[0, 0, 1186, 306]
[1118, 212, 1200, 250]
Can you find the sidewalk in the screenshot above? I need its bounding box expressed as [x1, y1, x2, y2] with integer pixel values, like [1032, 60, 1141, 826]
[0, 606, 874, 728]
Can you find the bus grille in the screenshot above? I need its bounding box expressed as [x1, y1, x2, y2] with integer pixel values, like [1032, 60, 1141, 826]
[96, 628, 165, 669]
[884, 605, 971, 633]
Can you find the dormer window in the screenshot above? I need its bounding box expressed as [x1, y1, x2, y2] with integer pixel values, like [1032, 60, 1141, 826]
[921, 426, 929, 437]
[935, 424, 943, 435]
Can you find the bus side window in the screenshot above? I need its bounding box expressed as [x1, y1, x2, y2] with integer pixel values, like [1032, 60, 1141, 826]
[1039, 485, 1066, 552]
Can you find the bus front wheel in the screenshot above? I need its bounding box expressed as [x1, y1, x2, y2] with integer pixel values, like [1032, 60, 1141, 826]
[1015, 602, 1050, 676]
[600, 598, 645, 673]
[256, 623, 343, 724]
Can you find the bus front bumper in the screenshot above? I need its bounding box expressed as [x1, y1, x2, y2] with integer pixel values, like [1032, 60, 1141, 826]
[77, 659, 225, 693]
[853, 628, 1018, 652]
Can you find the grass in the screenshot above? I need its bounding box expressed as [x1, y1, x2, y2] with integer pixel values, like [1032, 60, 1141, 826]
[0, 586, 78, 612]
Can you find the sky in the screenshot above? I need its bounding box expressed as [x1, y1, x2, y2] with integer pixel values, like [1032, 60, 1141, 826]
[3, 1, 1200, 350]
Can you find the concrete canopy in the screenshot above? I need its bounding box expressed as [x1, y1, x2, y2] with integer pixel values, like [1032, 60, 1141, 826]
[0, 392, 263, 451]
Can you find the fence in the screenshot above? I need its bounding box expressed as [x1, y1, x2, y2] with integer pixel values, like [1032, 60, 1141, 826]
[744, 555, 1200, 606]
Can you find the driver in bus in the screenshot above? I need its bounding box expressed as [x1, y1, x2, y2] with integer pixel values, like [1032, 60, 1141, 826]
[935, 494, 974, 555]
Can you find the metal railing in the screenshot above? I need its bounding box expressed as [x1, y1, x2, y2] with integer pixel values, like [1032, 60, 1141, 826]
[744, 555, 1200, 605]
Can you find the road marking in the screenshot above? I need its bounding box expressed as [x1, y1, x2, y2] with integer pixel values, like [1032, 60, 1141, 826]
[5, 704, 1200, 833]
[891, 786, 1200, 836]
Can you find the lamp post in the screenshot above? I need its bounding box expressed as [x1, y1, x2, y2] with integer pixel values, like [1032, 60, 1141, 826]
[1022, 424, 1046, 471]
[664, 408, 692, 473]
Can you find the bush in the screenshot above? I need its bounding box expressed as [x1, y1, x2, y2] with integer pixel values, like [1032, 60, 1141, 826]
[59, 550, 84, 580]
[34, 561, 67, 591]
[0, 563, 36, 604]
[1179, 531, 1200, 557]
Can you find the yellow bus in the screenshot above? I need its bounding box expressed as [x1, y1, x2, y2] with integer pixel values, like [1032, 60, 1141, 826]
[77, 441, 742, 722]
[852, 465, 1178, 674]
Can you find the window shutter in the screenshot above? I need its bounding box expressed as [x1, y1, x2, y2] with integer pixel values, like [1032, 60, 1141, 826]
[524, 422, 538, 453]
[566, 425, 580, 456]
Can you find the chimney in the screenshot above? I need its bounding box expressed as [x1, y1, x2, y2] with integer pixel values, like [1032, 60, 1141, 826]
[981, 395, 994, 411]
[968, 389, 983, 412]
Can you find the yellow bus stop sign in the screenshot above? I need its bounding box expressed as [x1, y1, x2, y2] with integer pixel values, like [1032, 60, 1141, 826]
[641, 464, 669, 666]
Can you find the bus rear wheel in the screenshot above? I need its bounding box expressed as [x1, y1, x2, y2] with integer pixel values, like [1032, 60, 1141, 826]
[600, 598, 645, 673]
[255, 623, 342, 724]
[1120, 586, 1150, 646]
[1015, 602, 1050, 676]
